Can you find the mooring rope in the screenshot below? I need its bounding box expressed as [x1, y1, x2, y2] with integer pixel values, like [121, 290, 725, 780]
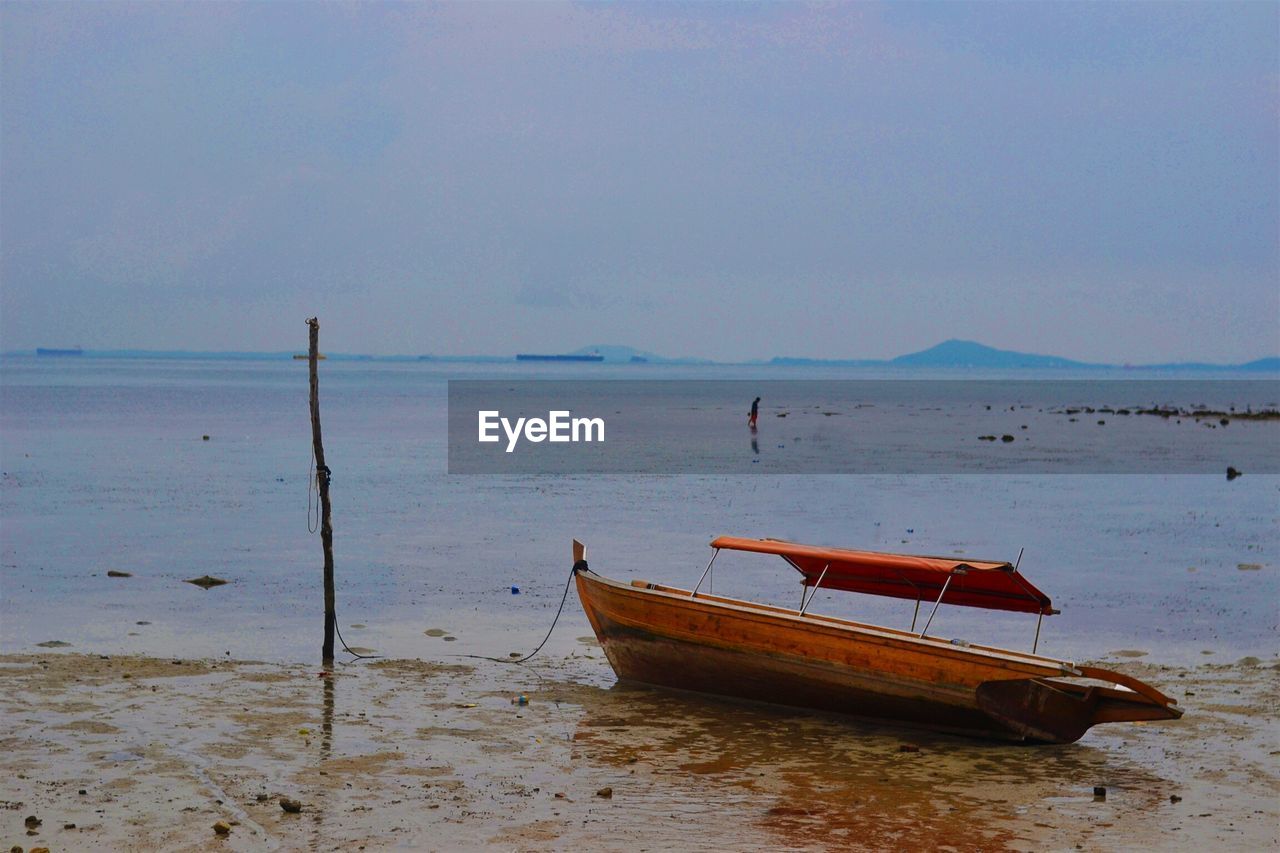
[453, 563, 581, 666]
[306, 448, 320, 534]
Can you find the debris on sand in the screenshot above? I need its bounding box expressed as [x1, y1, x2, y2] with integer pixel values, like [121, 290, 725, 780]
[1237, 563, 1262, 571]
[184, 575, 228, 589]
[280, 798, 303, 814]
[35, 641, 70, 648]
[596, 787, 613, 799]
[1227, 466, 1242, 481]
[212, 820, 231, 835]
[107, 570, 132, 578]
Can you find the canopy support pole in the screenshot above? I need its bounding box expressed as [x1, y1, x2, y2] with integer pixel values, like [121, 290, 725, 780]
[1033, 610, 1044, 654]
[692, 549, 720, 598]
[920, 571, 959, 638]
[799, 563, 829, 616]
[911, 596, 922, 632]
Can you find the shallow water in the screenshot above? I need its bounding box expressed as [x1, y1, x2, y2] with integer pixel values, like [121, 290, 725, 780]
[1, 357, 1276, 668]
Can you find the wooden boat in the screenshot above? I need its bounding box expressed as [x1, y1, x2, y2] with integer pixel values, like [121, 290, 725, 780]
[573, 537, 1182, 744]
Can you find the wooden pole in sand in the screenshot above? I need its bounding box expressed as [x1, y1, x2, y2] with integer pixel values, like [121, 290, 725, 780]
[307, 317, 336, 662]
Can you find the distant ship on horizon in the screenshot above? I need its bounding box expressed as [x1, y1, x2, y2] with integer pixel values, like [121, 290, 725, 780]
[516, 352, 604, 362]
[36, 346, 83, 356]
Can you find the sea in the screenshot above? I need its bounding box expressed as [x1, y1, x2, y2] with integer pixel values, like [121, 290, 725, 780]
[1, 356, 1276, 671]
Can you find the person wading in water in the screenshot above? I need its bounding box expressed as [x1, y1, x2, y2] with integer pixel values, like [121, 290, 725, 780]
[748, 396, 761, 429]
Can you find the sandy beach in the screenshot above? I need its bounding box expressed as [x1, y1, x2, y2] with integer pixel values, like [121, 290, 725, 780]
[3, 647, 1276, 851]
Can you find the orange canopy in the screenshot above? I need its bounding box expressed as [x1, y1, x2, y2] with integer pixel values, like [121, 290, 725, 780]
[710, 536, 1055, 616]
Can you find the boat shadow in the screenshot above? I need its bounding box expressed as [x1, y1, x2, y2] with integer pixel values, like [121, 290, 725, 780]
[556, 678, 1177, 851]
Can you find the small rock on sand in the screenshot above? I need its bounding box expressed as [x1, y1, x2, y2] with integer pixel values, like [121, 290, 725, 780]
[1227, 466, 1242, 481]
[280, 797, 302, 813]
[106, 570, 132, 578]
[596, 787, 613, 799]
[1001, 434, 1015, 442]
[213, 820, 231, 835]
[24, 816, 40, 829]
[185, 575, 228, 589]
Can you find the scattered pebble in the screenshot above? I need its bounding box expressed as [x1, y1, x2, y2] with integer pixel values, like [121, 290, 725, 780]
[596, 787, 613, 799]
[280, 798, 302, 814]
[1093, 786, 1107, 801]
[1227, 466, 1242, 481]
[213, 820, 231, 835]
[106, 570, 132, 578]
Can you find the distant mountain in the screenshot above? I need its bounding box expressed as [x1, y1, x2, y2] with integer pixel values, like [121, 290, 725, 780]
[768, 357, 881, 367]
[888, 339, 1097, 369]
[770, 339, 1279, 371]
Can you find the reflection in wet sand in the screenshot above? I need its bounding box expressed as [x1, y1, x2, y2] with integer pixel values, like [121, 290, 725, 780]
[559, 680, 1174, 851]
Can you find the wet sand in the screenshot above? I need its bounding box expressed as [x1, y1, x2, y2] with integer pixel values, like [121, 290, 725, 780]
[3, 650, 1276, 851]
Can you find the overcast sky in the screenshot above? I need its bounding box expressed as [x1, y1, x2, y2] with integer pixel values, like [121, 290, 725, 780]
[3, 2, 1276, 362]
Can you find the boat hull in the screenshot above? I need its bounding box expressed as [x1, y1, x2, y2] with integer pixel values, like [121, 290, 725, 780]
[575, 569, 1180, 744]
